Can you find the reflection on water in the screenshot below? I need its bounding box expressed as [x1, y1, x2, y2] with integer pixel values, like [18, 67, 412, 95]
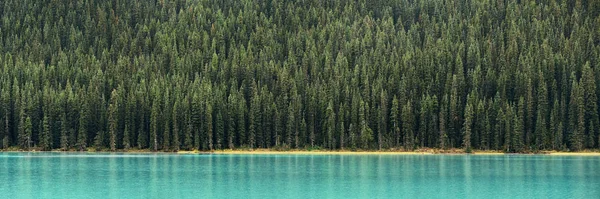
[0, 153, 599, 199]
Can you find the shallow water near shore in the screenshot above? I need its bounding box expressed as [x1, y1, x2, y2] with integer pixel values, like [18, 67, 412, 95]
[0, 152, 598, 199]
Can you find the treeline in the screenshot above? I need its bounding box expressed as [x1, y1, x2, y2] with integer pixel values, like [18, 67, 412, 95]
[0, 0, 599, 152]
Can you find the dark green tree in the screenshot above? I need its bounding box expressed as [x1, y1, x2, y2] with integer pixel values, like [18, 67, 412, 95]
[39, 116, 51, 151]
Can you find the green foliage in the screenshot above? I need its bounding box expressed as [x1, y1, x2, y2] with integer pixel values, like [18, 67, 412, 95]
[0, 0, 598, 152]
[39, 116, 51, 151]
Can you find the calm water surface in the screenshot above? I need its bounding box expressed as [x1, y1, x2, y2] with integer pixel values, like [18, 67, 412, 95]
[0, 153, 598, 199]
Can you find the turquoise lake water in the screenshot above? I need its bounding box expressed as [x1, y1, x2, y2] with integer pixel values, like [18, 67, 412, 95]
[0, 153, 599, 199]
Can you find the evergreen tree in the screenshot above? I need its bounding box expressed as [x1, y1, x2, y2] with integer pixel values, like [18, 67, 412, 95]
[463, 103, 473, 153]
[60, 113, 69, 150]
[172, 100, 180, 151]
[582, 62, 598, 148]
[150, 99, 160, 151]
[338, 103, 346, 149]
[227, 94, 236, 149]
[205, 103, 214, 151]
[391, 96, 401, 148]
[570, 79, 585, 151]
[18, 99, 28, 149]
[536, 72, 549, 150]
[39, 116, 51, 151]
[378, 91, 387, 150]
[123, 124, 131, 150]
[249, 92, 260, 149]
[325, 101, 335, 149]
[513, 98, 525, 152]
[185, 118, 193, 150]
[286, 103, 296, 148]
[163, 91, 171, 151]
[504, 104, 513, 152]
[23, 116, 32, 150]
[402, 100, 414, 150]
[78, 101, 89, 151]
[215, 106, 224, 149]
[108, 90, 119, 151]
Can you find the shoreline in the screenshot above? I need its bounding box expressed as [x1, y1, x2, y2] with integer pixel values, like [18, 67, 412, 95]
[2, 148, 599, 156]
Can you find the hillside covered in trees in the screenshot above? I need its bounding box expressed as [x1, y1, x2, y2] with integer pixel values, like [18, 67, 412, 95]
[1, 0, 599, 152]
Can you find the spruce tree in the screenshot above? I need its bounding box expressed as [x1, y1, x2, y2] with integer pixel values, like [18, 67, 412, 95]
[172, 100, 180, 151]
[205, 103, 214, 151]
[108, 90, 119, 151]
[402, 100, 414, 150]
[24, 116, 32, 150]
[123, 124, 131, 150]
[513, 98, 525, 152]
[60, 113, 69, 150]
[78, 101, 89, 151]
[338, 103, 346, 149]
[325, 101, 335, 150]
[227, 94, 236, 149]
[150, 99, 160, 151]
[162, 91, 171, 151]
[39, 116, 51, 151]
[463, 103, 473, 153]
[286, 103, 295, 148]
[391, 96, 401, 148]
[582, 62, 598, 148]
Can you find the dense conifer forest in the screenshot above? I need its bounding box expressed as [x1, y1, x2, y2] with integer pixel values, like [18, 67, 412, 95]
[0, 0, 599, 152]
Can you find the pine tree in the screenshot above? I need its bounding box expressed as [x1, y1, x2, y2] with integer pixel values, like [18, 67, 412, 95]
[237, 96, 247, 148]
[185, 117, 193, 150]
[526, 77, 535, 147]
[503, 104, 512, 153]
[18, 98, 28, 149]
[338, 103, 346, 149]
[163, 92, 171, 151]
[325, 101, 335, 149]
[513, 98, 525, 152]
[249, 92, 260, 149]
[534, 109, 546, 150]
[378, 90, 387, 150]
[108, 90, 119, 151]
[78, 101, 89, 151]
[449, 75, 461, 148]
[123, 124, 131, 150]
[150, 99, 160, 151]
[172, 100, 180, 151]
[494, 102, 504, 150]
[215, 106, 224, 149]
[205, 103, 214, 150]
[439, 96, 448, 149]
[359, 100, 373, 149]
[137, 104, 147, 149]
[536, 71, 548, 150]
[191, 92, 202, 150]
[94, 131, 105, 150]
[391, 96, 401, 148]
[463, 103, 473, 153]
[286, 103, 295, 148]
[582, 62, 598, 148]
[163, 114, 171, 151]
[576, 80, 586, 151]
[60, 113, 69, 150]
[1, 83, 9, 149]
[402, 100, 414, 150]
[39, 115, 51, 151]
[227, 94, 236, 149]
[23, 116, 32, 150]
[569, 78, 585, 151]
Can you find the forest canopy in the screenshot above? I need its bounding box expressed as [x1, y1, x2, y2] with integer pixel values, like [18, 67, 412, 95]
[0, 0, 599, 152]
